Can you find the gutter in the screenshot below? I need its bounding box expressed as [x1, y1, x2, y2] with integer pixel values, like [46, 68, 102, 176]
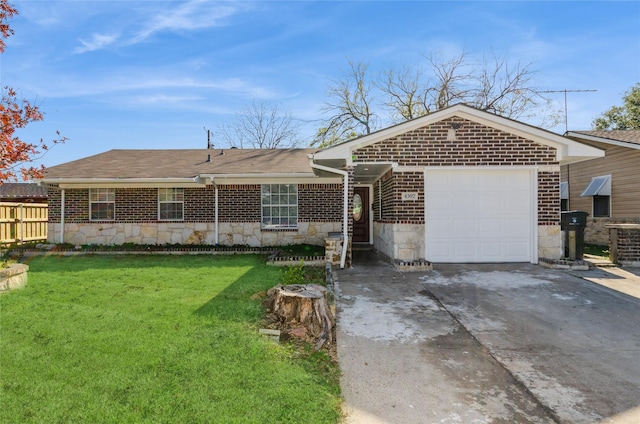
[308, 158, 349, 269]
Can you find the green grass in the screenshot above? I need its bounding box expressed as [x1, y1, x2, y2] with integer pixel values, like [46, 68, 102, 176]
[584, 243, 610, 258]
[0, 255, 341, 423]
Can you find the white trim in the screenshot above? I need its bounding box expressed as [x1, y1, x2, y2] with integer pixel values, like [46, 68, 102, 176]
[531, 168, 539, 264]
[353, 184, 374, 245]
[260, 184, 299, 230]
[60, 189, 65, 243]
[201, 172, 316, 179]
[89, 188, 115, 221]
[157, 188, 185, 221]
[212, 176, 341, 185]
[566, 132, 640, 150]
[309, 162, 349, 269]
[314, 104, 603, 163]
[214, 186, 219, 245]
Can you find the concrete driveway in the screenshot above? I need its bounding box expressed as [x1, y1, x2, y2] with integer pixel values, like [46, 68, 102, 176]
[335, 253, 640, 424]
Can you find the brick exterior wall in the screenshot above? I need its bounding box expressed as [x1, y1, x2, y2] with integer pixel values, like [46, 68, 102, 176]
[617, 228, 640, 264]
[217, 185, 261, 222]
[48, 184, 343, 225]
[538, 172, 561, 225]
[354, 117, 560, 226]
[354, 118, 556, 167]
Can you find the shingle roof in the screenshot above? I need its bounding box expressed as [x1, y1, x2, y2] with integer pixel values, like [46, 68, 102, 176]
[0, 183, 48, 199]
[569, 130, 640, 146]
[43, 148, 318, 180]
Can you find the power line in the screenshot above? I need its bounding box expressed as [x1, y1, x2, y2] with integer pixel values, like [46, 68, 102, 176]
[538, 89, 597, 133]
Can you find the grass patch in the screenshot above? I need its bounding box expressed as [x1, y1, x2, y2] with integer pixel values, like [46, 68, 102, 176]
[584, 243, 610, 258]
[0, 255, 341, 423]
[277, 244, 325, 257]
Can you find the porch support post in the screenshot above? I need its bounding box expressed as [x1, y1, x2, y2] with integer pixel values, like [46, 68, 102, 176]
[308, 160, 349, 269]
[214, 185, 219, 245]
[59, 189, 65, 244]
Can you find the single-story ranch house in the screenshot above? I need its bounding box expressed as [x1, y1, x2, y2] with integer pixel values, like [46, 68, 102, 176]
[40, 104, 603, 267]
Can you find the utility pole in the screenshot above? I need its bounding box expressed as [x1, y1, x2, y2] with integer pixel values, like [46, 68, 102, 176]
[538, 89, 597, 133]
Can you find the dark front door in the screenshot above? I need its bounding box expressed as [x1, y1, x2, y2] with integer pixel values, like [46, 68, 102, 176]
[352, 187, 369, 243]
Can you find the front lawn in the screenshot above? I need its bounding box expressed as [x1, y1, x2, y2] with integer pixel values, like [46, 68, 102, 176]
[0, 255, 341, 423]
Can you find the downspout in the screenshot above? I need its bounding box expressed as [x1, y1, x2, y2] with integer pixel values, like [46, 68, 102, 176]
[309, 161, 349, 269]
[59, 189, 65, 243]
[214, 185, 219, 245]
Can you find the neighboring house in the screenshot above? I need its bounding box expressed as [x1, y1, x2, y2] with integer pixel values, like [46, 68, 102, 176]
[40, 104, 602, 266]
[562, 130, 640, 245]
[0, 183, 48, 203]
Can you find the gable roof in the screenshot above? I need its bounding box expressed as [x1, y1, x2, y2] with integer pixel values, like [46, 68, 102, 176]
[313, 103, 604, 164]
[0, 183, 48, 199]
[41, 148, 321, 187]
[565, 130, 640, 150]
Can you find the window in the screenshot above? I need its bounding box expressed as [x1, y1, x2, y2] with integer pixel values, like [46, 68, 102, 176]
[158, 188, 184, 220]
[593, 195, 610, 218]
[261, 184, 297, 229]
[580, 175, 611, 218]
[90, 188, 115, 220]
[560, 182, 569, 212]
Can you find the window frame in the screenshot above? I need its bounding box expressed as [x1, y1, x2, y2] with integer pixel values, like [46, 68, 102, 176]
[560, 181, 569, 212]
[89, 188, 115, 221]
[592, 195, 611, 218]
[261, 184, 298, 230]
[158, 188, 184, 221]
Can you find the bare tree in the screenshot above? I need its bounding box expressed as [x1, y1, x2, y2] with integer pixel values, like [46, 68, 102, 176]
[378, 66, 429, 122]
[313, 60, 377, 146]
[316, 52, 559, 147]
[218, 101, 299, 149]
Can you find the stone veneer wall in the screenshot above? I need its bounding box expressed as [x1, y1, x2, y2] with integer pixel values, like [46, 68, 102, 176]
[373, 222, 425, 261]
[48, 221, 341, 246]
[374, 223, 562, 262]
[586, 218, 640, 245]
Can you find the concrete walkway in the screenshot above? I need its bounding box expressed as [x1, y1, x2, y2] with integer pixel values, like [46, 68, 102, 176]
[570, 259, 640, 300]
[335, 252, 640, 424]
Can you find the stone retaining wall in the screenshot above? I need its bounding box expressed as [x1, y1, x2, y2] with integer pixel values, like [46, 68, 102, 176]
[0, 263, 29, 292]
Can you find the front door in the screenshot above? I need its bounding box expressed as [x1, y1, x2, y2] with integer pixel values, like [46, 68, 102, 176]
[352, 187, 370, 243]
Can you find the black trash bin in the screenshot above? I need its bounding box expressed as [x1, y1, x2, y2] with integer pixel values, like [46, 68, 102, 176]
[560, 211, 589, 260]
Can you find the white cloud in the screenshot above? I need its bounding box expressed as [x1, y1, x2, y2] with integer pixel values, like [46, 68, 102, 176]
[130, 0, 248, 44]
[74, 33, 119, 54]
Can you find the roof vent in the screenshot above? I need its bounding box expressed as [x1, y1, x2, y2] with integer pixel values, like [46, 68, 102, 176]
[205, 154, 211, 163]
[220, 150, 225, 155]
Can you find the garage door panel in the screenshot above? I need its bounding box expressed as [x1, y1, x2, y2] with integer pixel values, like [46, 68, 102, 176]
[425, 169, 533, 263]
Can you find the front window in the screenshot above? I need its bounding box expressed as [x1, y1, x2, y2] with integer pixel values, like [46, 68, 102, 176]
[90, 188, 115, 220]
[580, 175, 611, 218]
[261, 184, 297, 229]
[158, 188, 184, 221]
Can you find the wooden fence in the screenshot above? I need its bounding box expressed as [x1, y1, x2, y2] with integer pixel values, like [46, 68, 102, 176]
[0, 202, 48, 244]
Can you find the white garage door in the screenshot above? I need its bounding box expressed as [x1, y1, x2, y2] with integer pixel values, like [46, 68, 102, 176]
[425, 169, 534, 263]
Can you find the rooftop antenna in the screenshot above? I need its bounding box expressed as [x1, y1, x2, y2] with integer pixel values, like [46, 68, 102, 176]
[538, 89, 597, 133]
[204, 127, 214, 149]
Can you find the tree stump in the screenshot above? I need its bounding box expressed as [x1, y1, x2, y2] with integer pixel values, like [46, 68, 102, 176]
[266, 284, 334, 350]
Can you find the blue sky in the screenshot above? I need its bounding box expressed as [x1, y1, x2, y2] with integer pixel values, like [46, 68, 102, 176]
[3, 0, 639, 168]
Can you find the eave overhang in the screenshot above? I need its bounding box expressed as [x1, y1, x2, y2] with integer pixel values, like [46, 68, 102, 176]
[565, 131, 640, 150]
[40, 173, 342, 189]
[312, 104, 604, 165]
